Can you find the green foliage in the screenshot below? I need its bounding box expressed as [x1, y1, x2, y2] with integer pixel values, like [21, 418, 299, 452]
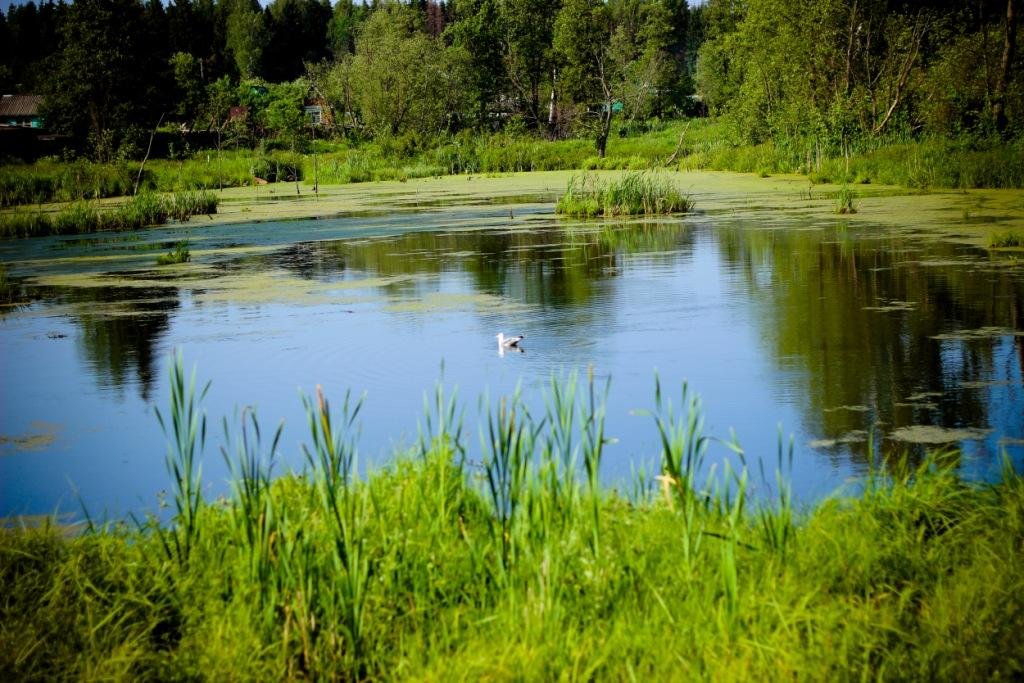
[444, 0, 507, 128]
[156, 240, 192, 266]
[262, 80, 309, 151]
[0, 191, 218, 239]
[40, 0, 163, 161]
[988, 231, 1024, 249]
[225, 0, 267, 80]
[2, 365, 1024, 679]
[344, 4, 471, 138]
[834, 185, 858, 215]
[169, 51, 204, 124]
[694, 0, 1023, 152]
[556, 171, 693, 217]
[327, 0, 366, 59]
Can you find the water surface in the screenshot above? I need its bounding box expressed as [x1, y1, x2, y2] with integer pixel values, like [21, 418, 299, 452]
[2, 191, 1023, 518]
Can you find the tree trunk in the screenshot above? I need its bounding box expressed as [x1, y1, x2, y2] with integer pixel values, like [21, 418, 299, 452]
[596, 102, 612, 158]
[134, 112, 165, 196]
[844, 0, 858, 96]
[548, 68, 558, 130]
[993, 0, 1018, 135]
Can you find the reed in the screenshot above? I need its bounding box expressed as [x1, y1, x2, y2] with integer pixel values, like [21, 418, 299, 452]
[556, 172, 693, 218]
[153, 351, 209, 568]
[833, 185, 858, 214]
[164, 191, 218, 222]
[2, 358, 1023, 680]
[156, 240, 191, 266]
[0, 191, 218, 239]
[988, 231, 1024, 248]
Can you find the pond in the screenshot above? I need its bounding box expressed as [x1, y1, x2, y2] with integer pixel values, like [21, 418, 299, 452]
[2, 172, 1023, 519]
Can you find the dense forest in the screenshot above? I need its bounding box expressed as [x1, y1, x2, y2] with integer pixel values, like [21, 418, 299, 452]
[0, 0, 1020, 163]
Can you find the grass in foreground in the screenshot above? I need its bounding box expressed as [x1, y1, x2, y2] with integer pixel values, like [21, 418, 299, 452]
[1, 358, 1022, 680]
[556, 172, 692, 217]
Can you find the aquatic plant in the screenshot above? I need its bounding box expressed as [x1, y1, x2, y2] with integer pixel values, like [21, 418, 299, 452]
[165, 191, 218, 222]
[834, 185, 858, 214]
[0, 263, 21, 306]
[2, 359, 1023, 679]
[156, 240, 191, 265]
[988, 231, 1024, 248]
[0, 191, 218, 239]
[556, 172, 693, 217]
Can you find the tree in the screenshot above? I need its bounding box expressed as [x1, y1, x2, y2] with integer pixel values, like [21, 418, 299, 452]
[225, 0, 267, 80]
[263, 0, 332, 82]
[500, 0, 562, 127]
[445, 0, 506, 127]
[554, 0, 613, 155]
[349, 4, 469, 137]
[554, 0, 673, 156]
[328, 0, 367, 59]
[41, 0, 161, 159]
[262, 79, 309, 151]
[993, 0, 1018, 135]
[170, 51, 205, 125]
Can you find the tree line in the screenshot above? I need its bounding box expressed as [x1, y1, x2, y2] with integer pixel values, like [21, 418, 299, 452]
[0, 0, 701, 160]
[0, 0, 1020, 163]
[696, 0, 1021, 152]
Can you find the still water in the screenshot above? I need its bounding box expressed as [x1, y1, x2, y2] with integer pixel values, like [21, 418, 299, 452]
[2, 195, 1023, 518]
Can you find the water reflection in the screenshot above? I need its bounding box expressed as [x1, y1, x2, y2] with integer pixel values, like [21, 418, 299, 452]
[715, 223, 1024, 463]
[270, 219, 697, 310]
[60, 286, 179, 401]
[3, 208, 1024, 518]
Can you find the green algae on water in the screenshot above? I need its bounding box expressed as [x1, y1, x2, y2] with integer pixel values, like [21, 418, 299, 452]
[889, 425, 992, 444]
[0, 421, 62, 454]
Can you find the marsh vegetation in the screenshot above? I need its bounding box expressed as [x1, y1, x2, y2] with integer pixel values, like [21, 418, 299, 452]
[0, 191, 218, 239]
[2, 361, 1022, 679]
[556, 172, 692, 217]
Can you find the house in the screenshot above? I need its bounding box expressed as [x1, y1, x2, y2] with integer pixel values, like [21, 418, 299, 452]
[0, 94, 43, 128]
[304, 99, 334, 127]
[304, 103, 324, 125]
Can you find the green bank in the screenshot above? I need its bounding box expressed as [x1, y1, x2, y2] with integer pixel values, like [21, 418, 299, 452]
[2, 361, 1022, 680]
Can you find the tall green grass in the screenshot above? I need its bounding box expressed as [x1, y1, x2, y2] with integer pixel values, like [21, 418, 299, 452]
[155, 240, 192, 266]
[2, 357, 1022, 679]
[989, 231, 1024, 248]
[4, 121, 1020, 211]
[834, 185, 858, 214]
[556, 172, 693, 217]
[0, 190, 219, 239]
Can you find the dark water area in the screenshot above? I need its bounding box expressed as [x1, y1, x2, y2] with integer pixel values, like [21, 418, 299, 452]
[2, 202, 1023, 519]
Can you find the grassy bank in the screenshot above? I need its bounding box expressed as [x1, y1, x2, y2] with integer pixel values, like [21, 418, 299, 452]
[2, 361, 1022, 679]
[0, 190, 218, 239]
[4, 120, 1022, 211]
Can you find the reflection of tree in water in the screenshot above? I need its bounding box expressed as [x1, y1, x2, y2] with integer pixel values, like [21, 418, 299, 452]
[63, 286, 179, 402]
[715, 224, 1024, 463]
[271, 219, 695, 309]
